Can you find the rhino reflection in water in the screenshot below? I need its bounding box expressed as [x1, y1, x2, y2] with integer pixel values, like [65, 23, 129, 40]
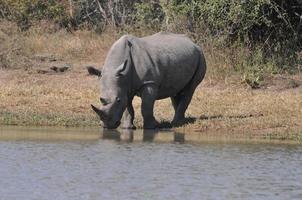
[102, 129, 185, 143]
[89, 32, 206, 129]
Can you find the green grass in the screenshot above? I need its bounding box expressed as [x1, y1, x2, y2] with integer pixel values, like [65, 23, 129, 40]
[0, 111, 98, 127]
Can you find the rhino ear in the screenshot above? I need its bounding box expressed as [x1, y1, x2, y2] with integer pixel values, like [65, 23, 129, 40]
[116, 59, 128, 76]
[127, 40, 132, 48]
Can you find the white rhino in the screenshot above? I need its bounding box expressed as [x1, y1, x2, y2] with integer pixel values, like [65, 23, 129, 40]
[89, 32, 206, 129]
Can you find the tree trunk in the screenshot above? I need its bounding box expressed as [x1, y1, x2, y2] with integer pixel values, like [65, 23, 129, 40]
[68, 0, 73, 19]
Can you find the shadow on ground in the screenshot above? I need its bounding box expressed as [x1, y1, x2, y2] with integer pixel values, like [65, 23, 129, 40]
[158, 113, 264, 128]
[158, 117, 197, 128]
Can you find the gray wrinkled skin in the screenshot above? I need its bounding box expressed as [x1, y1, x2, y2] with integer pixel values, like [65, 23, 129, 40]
[90, 32, 206, 129]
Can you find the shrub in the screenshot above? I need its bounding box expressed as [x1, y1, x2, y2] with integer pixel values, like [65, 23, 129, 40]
[132, 1, 164, 31]
[0, 0, 68, 30]
[162, 0, 302, 76]
[1, 0, 301, 79]
[71, 0, 140, 31]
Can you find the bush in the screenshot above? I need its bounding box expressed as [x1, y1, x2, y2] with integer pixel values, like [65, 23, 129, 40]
[0, 0, 68, 30]
[164, 1, 301, 43]
[162, 0, 302, 76]
[71, 0, 140, 31]
[1, 0, 301, 79]
[132, 1, 164, 31]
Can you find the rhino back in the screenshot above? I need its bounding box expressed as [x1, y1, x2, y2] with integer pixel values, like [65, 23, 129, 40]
[133, 33, 202, 99]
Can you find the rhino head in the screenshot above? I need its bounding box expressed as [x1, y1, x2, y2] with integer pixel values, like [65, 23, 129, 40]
[91, 60, 130, 129]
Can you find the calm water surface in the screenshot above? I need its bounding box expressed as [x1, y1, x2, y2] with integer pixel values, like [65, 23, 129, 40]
[0, 126, 302, 200]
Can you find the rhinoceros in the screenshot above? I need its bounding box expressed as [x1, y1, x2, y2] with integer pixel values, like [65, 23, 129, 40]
[89, 32, 206, 129]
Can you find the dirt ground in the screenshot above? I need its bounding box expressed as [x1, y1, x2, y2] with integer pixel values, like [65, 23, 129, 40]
[1, 58, 301, 141]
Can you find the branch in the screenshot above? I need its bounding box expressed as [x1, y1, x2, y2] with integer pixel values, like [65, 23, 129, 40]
[96, 0, 108, 21]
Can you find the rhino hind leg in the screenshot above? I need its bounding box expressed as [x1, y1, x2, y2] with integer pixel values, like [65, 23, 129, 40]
[171, 64, 205, 126]
[171, 95, 180, 111]
[171, 95, 186, 124]
[171, 93, 192, 125]
[171, 95, 183, 122]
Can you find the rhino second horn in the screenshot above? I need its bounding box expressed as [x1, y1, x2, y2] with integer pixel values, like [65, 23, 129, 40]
[91, 104, 106, 120]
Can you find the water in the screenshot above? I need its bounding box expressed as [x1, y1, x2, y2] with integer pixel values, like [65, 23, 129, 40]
[0, 126, 302, 200]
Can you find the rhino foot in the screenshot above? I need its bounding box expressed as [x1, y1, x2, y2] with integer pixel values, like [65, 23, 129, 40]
[143, 119, 160, 129]
[171, 117, 186, 127]
[121, 124, 136, 130]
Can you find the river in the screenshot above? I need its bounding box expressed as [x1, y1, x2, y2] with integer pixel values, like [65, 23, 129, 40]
[0, 126, 301, 200]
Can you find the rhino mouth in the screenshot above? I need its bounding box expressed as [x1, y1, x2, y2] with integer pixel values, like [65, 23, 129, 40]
[103, 120, 121, 129]
[91, 104, 124, 129]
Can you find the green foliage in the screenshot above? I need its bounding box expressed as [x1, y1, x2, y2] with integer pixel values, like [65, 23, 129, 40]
[132, 1, 164, 30]
[164, 0, 301, 46]
[0, 0, 68, 30]
[1, 0, 301, 79]
[163, 0, 301, 77]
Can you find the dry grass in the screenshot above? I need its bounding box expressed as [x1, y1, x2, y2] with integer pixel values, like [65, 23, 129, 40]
[0, 21, 118, 69]
[1, 67, 301, 141]
[22, 29, 113, 64]
[0, 21, 302, 141]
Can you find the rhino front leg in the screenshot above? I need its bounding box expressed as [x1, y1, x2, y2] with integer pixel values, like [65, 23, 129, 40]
[141, 85, 159, 129]
[121, 97, 136, 129]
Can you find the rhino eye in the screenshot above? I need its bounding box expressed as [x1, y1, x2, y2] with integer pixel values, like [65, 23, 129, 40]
[116, 97, 121, 103]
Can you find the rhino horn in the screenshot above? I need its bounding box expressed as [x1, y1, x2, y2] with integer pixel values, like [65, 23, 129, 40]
[91, 104, 106, 120]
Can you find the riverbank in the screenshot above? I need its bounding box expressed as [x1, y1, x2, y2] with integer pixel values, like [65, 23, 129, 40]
[0, 22, 301, 141]
[1, 67, 302, 141]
